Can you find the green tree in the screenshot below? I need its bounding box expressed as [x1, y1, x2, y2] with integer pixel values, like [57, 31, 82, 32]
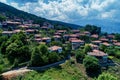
[100, 44, 107, 52]
[9, 34, 19, 43]
[17, 31, 27, 45]
[75, 49, 85, 63]
[1, 42, 7, 54]
[85, 24, 101, 34]
[6, 41, 30, 63]
[96, 73, 117, 80]
[40, 74, 54, 80]
[50, 41, 62, 46]
[0, 35, 8, 46]
[39, 44, 48, 55]
[115, 33, 120, 42]
[17, 46, 31, 63]
[12, 59, 19, 68]
[6, 43, 18, 63]
[29, 45, 49, 67]
[29, 47, 44, 66]
[83, 55, 101, 72]
[49, 29, 55, 35]
[14, 39, 24, 47]
[48, 52, 60, 63]
[84, 44, 92, 54]
[62, 43, 72, 58]
[0, 14, 6, 22]
[116, 51, 120, 59]
[106, 49, 116, 56]
[80, 35, 90, 43]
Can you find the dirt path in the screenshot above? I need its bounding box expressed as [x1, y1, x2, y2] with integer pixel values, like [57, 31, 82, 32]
[1, 67, 32, 80]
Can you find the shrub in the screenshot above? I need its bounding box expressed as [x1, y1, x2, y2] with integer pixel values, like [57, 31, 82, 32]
[83, 55, 101, 72]
[75, 50, 85, 63]
[0, 66, 3, 73]
[84, 44, 92, 54]
[96, 73, 117, 80]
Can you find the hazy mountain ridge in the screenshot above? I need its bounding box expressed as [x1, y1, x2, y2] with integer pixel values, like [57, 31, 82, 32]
[0, 2, 82, 29]
[76, 19, 120, 33]
[0, 2, 119, 33]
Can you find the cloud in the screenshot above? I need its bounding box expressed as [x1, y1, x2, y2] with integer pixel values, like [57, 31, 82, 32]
[0, 0, 7, 3]
[0, 0, 120, 24]
[9, 0, 38, 3]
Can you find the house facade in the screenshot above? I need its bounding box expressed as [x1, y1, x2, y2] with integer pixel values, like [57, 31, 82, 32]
[70, 39, 84, 50]
[42, 37, 51, 43]
[87, 50, 108, 65]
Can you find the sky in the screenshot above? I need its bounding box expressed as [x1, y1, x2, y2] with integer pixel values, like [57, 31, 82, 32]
[0, 0, 120, 33]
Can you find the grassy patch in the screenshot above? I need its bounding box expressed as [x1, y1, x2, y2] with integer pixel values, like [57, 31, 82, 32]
[8, 58, 120, 80]
[12, 60, 88, 80]
[102, 58, 120, 80]
[0, 55, 12, 73]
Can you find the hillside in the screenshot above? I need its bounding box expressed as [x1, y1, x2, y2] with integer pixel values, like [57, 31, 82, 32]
[0, 2, 82, 29]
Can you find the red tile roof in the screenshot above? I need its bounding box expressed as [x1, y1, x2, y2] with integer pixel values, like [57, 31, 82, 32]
[35, 34, 41, 38]
[107, 35, 115, 38]
[24, 24, 32, 26]
[7, 21, 21, 25]
[53, 35, 61, 38]
[2, 31, 14, 34]
[69, 38, 78, 41]
[84, 31, 90, 34]
[70, 39, 84, 43]
[100, 38, 109, 42]
[91, 34, 99, 38]
[102, 42, 111, 46]
[19, 25, 29, 28]
[112, 40, 118, 43]
[49, 46, 62, 51]
[69, 34, 79, 38]
[113, 42, 120, 46]
[89, 44, 99, 48]
[42, 37, 51, 40]
[26, 29, 35, 32]
[63, 34, 70, 37]
[13, 29, 22, 33]
[88, 50, 108, 57]
[79, 33, 86, 36]
[54, 32, 62, 35]
[41, 26, 48, 29]
[35, 38, 42, 41]
[57, 30, 66, 33]
[92, 40, 102, 43]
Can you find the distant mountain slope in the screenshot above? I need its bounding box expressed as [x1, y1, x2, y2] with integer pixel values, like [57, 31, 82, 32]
[0, 2, 47, 23]
[0, 2, 82, 29]
[76, 19, 120, 33]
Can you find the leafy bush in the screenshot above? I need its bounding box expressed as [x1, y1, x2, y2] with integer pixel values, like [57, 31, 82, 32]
[115, 51, 120, 59]
[75, 49, 85, 63]
[83, 55, 101, 72]
[84, 44, 92, 54]
[48, 52, 60, 63]
[96, 73, 117, 80]
[115, 33, 120, 42]
[0, 66, 3, 73]
[29, 47, 45, 67]
[0, 14, 6, 21]
[85, 24, 101, 34]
